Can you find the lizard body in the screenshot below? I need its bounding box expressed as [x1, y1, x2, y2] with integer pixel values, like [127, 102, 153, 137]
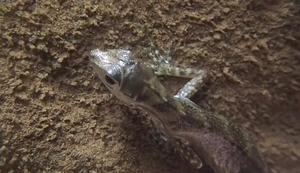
[89, 49, 270, 173]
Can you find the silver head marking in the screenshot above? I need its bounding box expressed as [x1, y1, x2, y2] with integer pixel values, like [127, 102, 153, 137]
[89, 49, 136, 103]
[90, 49, 164, 106]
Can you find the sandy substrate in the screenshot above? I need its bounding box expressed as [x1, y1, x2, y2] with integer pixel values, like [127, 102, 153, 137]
[0, 0, 299, 173]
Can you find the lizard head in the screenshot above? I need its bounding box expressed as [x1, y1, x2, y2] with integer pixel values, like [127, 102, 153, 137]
[89, 49, 136, 103]
[89, 49, 166, 105]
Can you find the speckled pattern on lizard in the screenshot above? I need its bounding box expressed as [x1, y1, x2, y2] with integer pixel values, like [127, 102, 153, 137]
[89, 48, 271, 173]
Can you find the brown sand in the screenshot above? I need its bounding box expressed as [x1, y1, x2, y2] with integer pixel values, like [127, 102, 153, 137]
[0, 0, 299, 173]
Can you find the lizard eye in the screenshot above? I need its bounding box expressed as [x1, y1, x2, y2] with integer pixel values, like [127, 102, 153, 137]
[105, 75, 116, 85]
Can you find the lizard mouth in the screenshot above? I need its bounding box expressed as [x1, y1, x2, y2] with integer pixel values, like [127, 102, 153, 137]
[105, 74, 117, 86]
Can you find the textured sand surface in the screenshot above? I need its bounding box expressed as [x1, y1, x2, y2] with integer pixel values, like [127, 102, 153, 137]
[0, 0, 299, 173]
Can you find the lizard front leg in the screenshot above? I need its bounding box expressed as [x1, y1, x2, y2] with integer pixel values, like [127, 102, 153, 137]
[151, 61, 208, 99]
[176, 70, 207, 98]
[145, 48, 208, 99]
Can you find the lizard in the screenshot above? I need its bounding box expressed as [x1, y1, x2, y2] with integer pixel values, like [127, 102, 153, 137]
[89, 48, 270, 173]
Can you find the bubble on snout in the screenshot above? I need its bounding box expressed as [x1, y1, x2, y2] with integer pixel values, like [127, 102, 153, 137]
[190, 158, 203, 169]
[190, 152, 203, 169]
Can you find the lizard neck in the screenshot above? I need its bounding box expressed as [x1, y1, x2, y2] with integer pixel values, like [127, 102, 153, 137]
[133, 76, 198, 131]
